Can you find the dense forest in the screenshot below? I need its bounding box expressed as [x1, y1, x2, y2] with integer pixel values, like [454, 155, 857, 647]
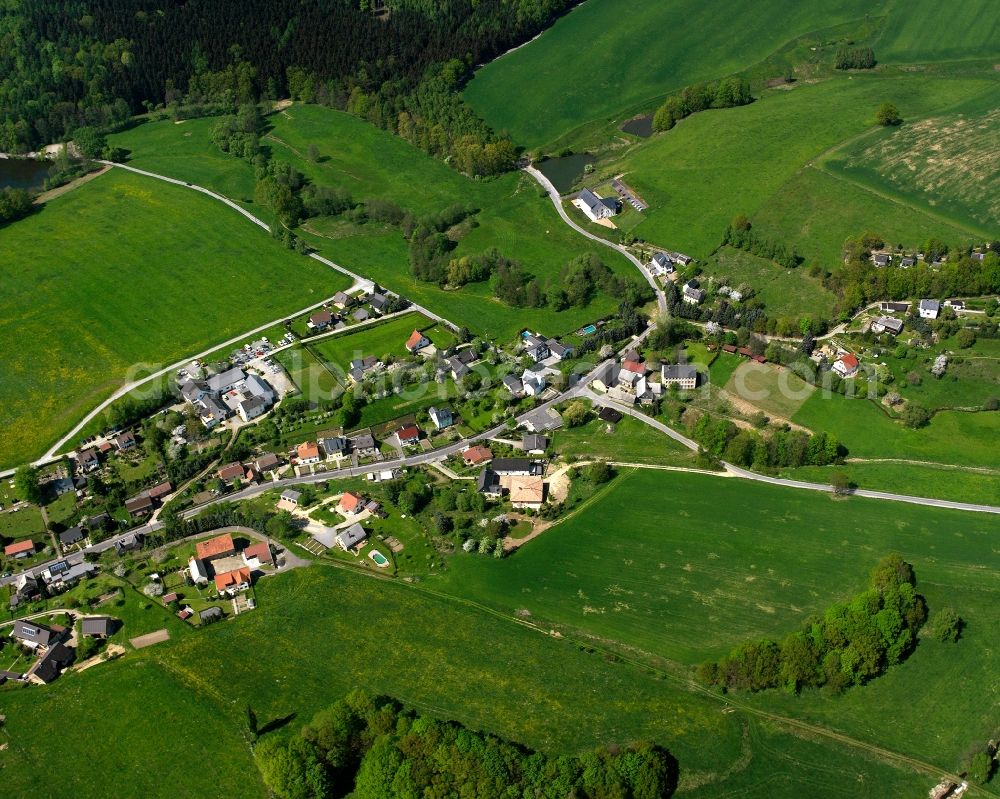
[254, 690, 677, 798]
[0, 0, 578, 171]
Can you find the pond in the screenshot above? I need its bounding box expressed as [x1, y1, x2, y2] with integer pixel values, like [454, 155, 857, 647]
[536, 152, 594, 194]
[621, 115, 653, 138]
[0, 157, 50, 191]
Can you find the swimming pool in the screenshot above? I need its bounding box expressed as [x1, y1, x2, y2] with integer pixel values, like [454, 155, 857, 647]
[369, 550, 390, 567]
[581, 324, 597, 335]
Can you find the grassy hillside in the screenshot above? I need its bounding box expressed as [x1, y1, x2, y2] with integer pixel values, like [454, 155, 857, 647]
[0, 563, 928, 798]
[113, 108, 638, 341]
[595, 75, 995, 260]
[434, 468, 1000, 769]
[873, 0, 1000, 62]
[462, 0, 886, 148]
[0, 169, 348, 467]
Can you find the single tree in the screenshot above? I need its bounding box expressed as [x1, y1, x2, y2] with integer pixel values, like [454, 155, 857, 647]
[876, 102, 901, 126]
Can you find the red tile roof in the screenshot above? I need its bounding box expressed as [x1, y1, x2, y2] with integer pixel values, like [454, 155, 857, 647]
[339, 491, 364, 513]
[405, 329, 427, 351]
[463, 445, 493, 466]
[214, 567, 251, 592]
[195, 533, 235, 561]
[397, 424, 419, 442]
[217, 462, 244, 481]
[621, 359, 645, 375]
[243, 541, 273, 565]
[147, 481, 173, 499]
[296, 441, 320, 461]
[4, 539, 35, 556]
[838, 354, 859, 369]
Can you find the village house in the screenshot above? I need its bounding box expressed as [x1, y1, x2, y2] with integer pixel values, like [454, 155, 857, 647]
[872, 252, 891, 267]
[243, 541, 274, 569]
[42, 561, 96, 592]
[31, 642, 74, 684]
[337, 522, 367, 551]
[11, 620, 58, 651]
[899, 256, 915, 268]
[405, 329, 431, 353]
[199, 607, 223, 625]
[477, 468, 503, 498]
[124, 493, 154, 519]
[332, 291, 353, 309]
[59, 527, 86, 548]
[350, 431, 379, 457]
[919, 299, 941, 319]
[396, 424, 421, 447]
[649, 252, 675, 276]
[521, 434, 548, 455]
[338, 491, 366, 516]
[546, 338, 575, 361]
[491, 458, 541, 477]
[195, 533, 237, 562]
[81, 617, 114, 638]
[10, 574, 42, 609]
[3, 538, 35, 560]
[352, 308, 370, 322]
[217, 461, 245, 485]
[188, 557, 210, 585]
[502, 374, 524, 397]
[522, 372, 547, 397]
[114, 431, 137, 451]
[447, 349, 476, 380]
[682, 280, 706, 305]
[832, 353, 860, 378]
[348, 355, 380, 382]
[114, 532, 143, 556]
[77, 447, 100, 473]
[944, 299, 966, 311]
[572, 188, 620, 223]
[661, 363, 699, 390]
[148, 481, 173, 502]
[463, 445, 493, 467]
[522, 334, 550, 362]
[214, 566, 251, 596]
[254, 453, 281, 474]
[321, 436, 349, 459]
[296, 441, 321, 465]
[307, 310, 335, 331]
[428, 406, 453, 430]
[507, 475, 546, 510]
[871, 316, 904, 335]
[880, 301, 910, 313]
[368, 293, 390, 315]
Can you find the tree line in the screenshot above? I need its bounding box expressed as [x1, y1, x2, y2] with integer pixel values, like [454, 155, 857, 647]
[835, 47, 876, 70]
[0, 0, 579, 173]
[254, 689, 677, 799]
[652, 77, 752, 133]
[698, 555, 927, 694]
[722, 215, 801, 269]
[689, 412, 845, 470]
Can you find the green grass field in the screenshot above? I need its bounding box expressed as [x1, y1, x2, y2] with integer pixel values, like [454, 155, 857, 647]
[704, 247, 839, 319]
[114, 107, 637, 342]
[0, 506, 45, 539]
[551, 412, 698, 466]
[462, 0, 886, 148]
[824, 91, 1000, 234]
[724, 361, 815, 420]
[434, 468, 1000, 771]
[596, 75, 996, 260]
[793, 391, 1000, 468]
[0, 562, 933, 798]
[781, 461, 1000, 505]
[0, 169, 349, 468]
[873, 0, 1000, 63]
[307, 312, 438, 372]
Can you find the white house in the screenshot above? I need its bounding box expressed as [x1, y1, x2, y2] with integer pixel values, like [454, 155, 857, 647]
[661, 363, 698, 390]
[649, 252, 674, 276]
[188, 557, 209, 586]
[919, 299, 941, 319]
[522, 372, 546, 397]
[871, 316, 904, 335]
[428, 406, 453, 430]
[832, 353, 859, 378]
[572, 188, 620, 223]
[682, 282, 706, 305]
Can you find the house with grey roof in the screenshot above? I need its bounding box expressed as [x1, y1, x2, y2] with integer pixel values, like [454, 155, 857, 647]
[649, 252, 675, 276]
[682, 282, 706, 305]
[661, 363, 699, 390]
[11, 620, 57, 651]
[572, 188, 620, 223]
[502, 374, 524, 396]
[871, 316, 904, 335]
[919, 299, 941, 319]
[321, 437, 349, 458]
[59, 526, 86, 547]
[521, 434, 549, 454]
[428, 406, 453, 430]
[350, 431, 378, 457]
[337, 523, 368, 551]
[206, 366, 247, 394]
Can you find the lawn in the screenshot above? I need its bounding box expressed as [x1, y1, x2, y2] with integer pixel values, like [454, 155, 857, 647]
[780, 462, 1000, 506]
[308, 312, 438, 373]
[0, 507, 45, 539]
[274, 345, 343, 402]
[116, 107, 639, 343]
[0, 168, 350, 468]
[703, 246, 839, 319]
[793, 391, 1000, 468]
[462, 0, 885, 148]
[724, 361, 815, 421]
[596, 75, 996, 260]
[433, 467, 1000, 771]
[551, 412, 697, 467]
[0, 563, 931, 797]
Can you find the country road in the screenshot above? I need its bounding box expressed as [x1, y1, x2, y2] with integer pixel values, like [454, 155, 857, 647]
[523, 165, 669, 318]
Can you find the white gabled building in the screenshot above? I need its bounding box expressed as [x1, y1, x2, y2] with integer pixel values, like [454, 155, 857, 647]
[572, 188, 620, 223]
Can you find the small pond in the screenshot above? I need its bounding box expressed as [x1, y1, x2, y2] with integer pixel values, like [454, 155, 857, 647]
[536, 152, 594, 194]
[0, 157, 50, 191]
[621, 115, 653, 138]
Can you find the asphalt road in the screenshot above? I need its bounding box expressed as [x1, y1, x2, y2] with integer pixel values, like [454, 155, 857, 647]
[523, 165, 669, 318]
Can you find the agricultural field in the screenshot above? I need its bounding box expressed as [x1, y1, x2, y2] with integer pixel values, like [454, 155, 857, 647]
[435, 468, 1000, 771]
[825, 96, 1000, 235]
[702, 246, 839, 320]
[463, 0, 886, 148]
[872, 0, 1000, 63]
[792, 391, 1000, 468]
[593, 75, 996, 260]
[0, 168, 349, 468]
[780, 462, 1000, 506]
[723, 361, 815, 421]
[0, 563, 928, 798]
[114, 107, 638, 342]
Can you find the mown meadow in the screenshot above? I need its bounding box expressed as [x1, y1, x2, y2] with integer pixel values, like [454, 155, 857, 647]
[0, 168, 348, 467]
